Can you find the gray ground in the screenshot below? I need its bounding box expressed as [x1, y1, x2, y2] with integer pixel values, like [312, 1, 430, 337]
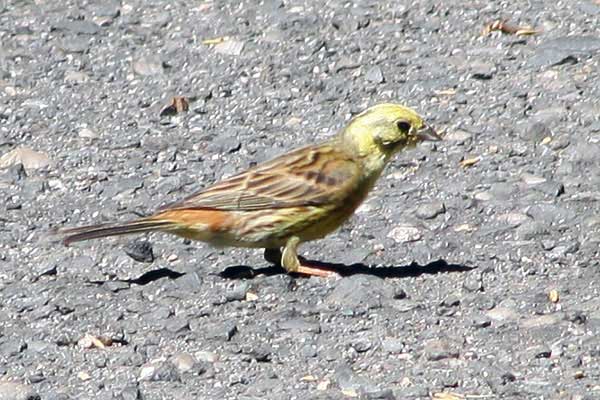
[1, 0, 600, 399]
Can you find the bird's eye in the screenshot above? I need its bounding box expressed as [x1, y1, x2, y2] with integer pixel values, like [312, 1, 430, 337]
[395, 120, 411, 132]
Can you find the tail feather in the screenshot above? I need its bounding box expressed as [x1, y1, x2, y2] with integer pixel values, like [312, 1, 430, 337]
[59, 218, 177, 246]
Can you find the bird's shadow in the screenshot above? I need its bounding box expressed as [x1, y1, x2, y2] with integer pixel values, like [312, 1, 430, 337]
[219, 258, 474, 280]
[91, 259, 473, 287]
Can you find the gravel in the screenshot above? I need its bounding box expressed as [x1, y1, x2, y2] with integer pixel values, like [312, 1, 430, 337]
[1, 0, 600, 399]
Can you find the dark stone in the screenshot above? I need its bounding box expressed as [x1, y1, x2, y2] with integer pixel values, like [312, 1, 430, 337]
[415, 202, 446, 219]
[4, 163, 27, 183]
[124, 240, 155, 263]
[56, 37, 90, 53]
[463, 273, 483, 292]
[278, 318, 321, 334]
[334, 364, 378, 395]
[103, 280, 130, 292]
[241, 344, 272, 362]
[165, 317, 190, 333]
[472, 315, 492, 328]
[117, 386, 141, 400]
[326, 275, 393, 310]
[225, 282, 249, 302]
[565, 310, 587, 324]
[0, 339, 27, 357]
[423, 339, 459, 361]
[365, 389, 396, 400]
[382, 338, 405, 354]
[51, 19, 101, 35]
[525, 121, 551, 142]
[530, 345, 552, 359]
[349, 338, 372, 353]
[204, 322, 237, 341]
[140, 361, 180, 382]
[470, 60, 496, 80]
[530, 36, 600, 67]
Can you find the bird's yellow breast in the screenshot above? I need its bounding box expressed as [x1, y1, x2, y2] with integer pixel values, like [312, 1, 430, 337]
[292, 170, 381, 242]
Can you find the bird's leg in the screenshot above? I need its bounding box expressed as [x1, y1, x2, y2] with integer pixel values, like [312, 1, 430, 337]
[280, 236, 337, 277]
[263, 247, 282, 265]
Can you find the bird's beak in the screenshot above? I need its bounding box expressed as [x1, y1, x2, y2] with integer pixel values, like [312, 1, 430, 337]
[416, 125, 442, 142]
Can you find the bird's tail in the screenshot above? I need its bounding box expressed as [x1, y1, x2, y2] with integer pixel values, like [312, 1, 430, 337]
[58, 218, 179, 246]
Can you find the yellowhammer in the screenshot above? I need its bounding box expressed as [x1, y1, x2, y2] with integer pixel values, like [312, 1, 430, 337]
[60, 104, 441, 277]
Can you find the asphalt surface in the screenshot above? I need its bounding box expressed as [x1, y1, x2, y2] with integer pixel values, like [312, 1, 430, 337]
[1, 1, 600, 399]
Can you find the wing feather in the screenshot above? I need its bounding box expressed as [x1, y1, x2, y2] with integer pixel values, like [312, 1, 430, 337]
[158, 144, 360, 212]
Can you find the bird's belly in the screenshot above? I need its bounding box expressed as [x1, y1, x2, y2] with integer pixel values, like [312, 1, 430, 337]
[294, 200, 363, 242]
[169, 209, 296, 249]
[173, 206, 354, 248]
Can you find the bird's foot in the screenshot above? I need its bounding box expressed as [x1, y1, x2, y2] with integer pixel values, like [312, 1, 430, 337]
[293, 263, 338, 277]
[278, 237, 339, 278]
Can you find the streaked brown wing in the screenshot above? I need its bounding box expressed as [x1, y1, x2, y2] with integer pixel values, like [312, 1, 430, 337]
[158, 144, 360, 212]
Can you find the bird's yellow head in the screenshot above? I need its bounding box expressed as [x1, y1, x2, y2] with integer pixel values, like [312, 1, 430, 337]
[340, 103, 440, 163]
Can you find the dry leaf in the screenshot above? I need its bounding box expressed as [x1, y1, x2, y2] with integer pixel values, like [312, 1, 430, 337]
[202, 37, 227, 45]
[0, 147, 50, 170]
[196, 2, 212, 12]
[460, 157, 480, 168]
[77, 371, 91, 381]
[213, 39, 244, 56]
[203, 36, 245, 56]
[316, 380, 330, 391]
[434, 89, 457, 96]
[160, 96, 189, 116]
[515, 28, 539, 36]
[432, 392, 464, 400]
[453, 224, 475, 233]
[548, 289, 559, 303]
[482, 20, 540, 36]
[433, 393, 496, 399]
[245, 292, 258, 301]
[78, 333, 113, 349]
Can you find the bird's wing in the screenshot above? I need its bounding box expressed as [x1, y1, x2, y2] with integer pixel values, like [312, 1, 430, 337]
[158, 144, 361, 212]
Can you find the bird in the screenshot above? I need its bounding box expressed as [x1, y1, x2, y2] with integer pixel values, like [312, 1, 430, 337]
[58, 103, 441, 277]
